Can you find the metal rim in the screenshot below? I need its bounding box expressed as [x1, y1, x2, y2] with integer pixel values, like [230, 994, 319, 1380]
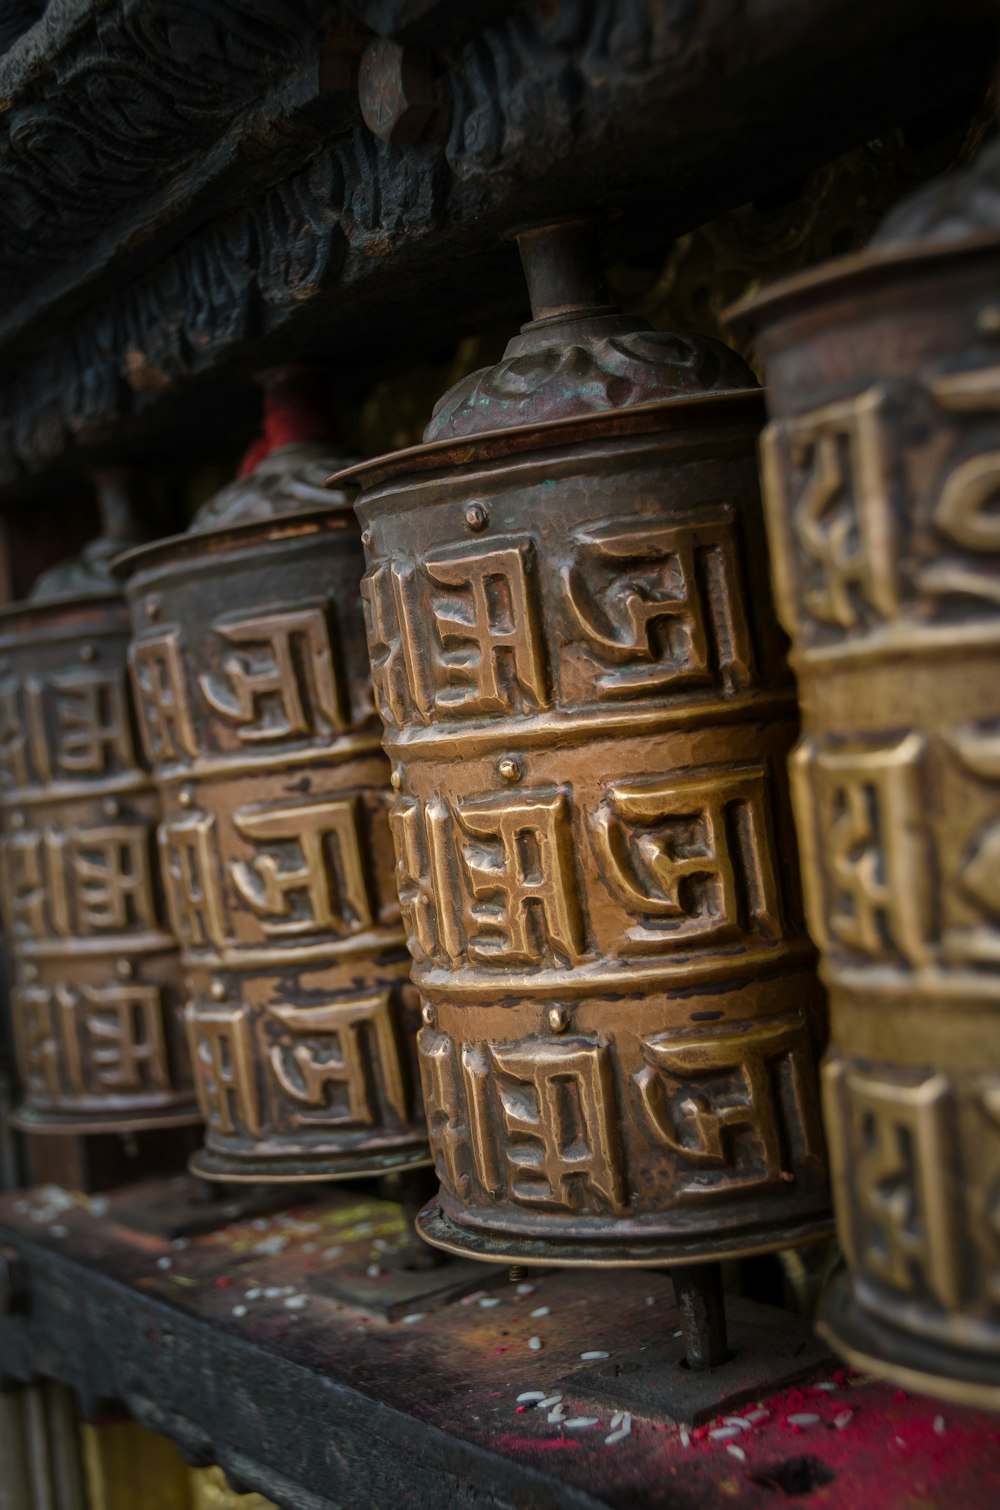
[332, 389, 766, 493]
[415, 1200, 835, 1269]
[817, 1270, 1000, 1411]
[189, 1146, 434, 1185]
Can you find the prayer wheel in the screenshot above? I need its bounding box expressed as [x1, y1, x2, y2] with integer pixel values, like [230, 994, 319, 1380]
[341, 218, 831, 1267]
[117, 371, 429, 1182]
[729, 141, 1000, 1405]
[0, 474, 198, 1133]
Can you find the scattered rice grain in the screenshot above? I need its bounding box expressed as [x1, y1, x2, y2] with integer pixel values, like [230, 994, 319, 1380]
[834, 1410, 854, 1430]
[284, 1295, 307, 1310]
[787, 1413, 820, 1427]
[156, 1256, 172, 1271]
[402, 1313, 426, 1325]
[528, 1336, 543, 1351]
[531, 1306, 550, 1318]
[515, 1283, 535, 1295]
[727, 1445, 747, 1463]
[232, 1305, 247, 1318]
[679, 1430, 691, 1448]
[564, 1418, 599, 1430]
[516, 1391, 546, 1404]
[709, 1426, 742, 1442]
[537, 1395, 563, 1410]
[479, 1296, 501, 1308]
[580, 1350, 609, 1361]
[934, 1415, 946, 1436]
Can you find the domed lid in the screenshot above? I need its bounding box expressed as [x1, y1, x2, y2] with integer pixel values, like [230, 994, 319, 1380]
[873, 132, 1000, 248]
[425, 215, 756, 442]
[30, 469, 140, 603]
[190, 366, 356, 532]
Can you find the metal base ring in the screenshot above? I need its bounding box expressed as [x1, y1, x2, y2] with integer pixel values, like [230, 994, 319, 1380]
[817, 1269, 1000, 1412]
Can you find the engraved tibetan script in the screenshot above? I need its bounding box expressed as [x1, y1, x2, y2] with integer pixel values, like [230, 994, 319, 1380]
[189, 1005, 261, 1137]
[267, 991, 407, 1126]
[60, 983, 170, 1094]
[827, 1060, 960, 1310]
[14, 983, 171, 1099]
[636, 1018, 824, 1197]
[458, 790, 584, 967]
[761, 388, 897, 633]
[594, 763, 782, 951]
[159, 815, 227, 951]
[3, 823, 158, 942]
[231, 797, 375, 937]
[418, 1028, 625, 1213]
[0, 670, 131, 788]
[200, 607, 346, 741]
[565, 514, 754, 697]
[361, 539, 548, 727]
[130, 632, 198, 764]
[792, 734, 930, 966]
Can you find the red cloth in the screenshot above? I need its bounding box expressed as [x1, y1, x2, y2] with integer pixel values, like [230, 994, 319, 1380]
[237, 372, 339, 477]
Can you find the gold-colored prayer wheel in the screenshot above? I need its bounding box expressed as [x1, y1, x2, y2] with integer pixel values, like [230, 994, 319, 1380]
[0, 475, 197, 1134]
[729, 143, 1000, 1406]
[342, 218, 831, 1266]
[117, 371, 429, 1182]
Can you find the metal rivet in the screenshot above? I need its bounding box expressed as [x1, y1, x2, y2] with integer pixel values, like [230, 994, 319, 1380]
[102, 798, 120, 819]
[548, 1006, 570, 1034]
[464, 503, 489, 532]
[210, 980, 226, 1002]
[978, 305, 1000, 335]
[116, 959, 133, 981]
[178, 786, 194, 808]
[498, 756, 522, 783]
[145, 596, 161, 620]
[79, 643, 96, 663]
[421, 1003, 436, 1028]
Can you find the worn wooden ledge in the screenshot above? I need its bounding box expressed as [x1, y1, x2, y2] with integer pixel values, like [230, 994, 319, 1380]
[0, 1177, 997, 1508]
[0, 0, 994, 501]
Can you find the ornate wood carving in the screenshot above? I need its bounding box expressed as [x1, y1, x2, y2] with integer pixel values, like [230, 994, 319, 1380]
[0, 0, 992, 496]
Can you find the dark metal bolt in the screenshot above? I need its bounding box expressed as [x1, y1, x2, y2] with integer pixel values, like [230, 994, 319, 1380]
[358, 39, 436, 147]
[671, 1262, 729, 1371]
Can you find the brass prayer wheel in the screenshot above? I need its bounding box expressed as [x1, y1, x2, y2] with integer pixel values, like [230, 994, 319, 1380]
[0, 474, 198, 1133]
[729, 147, 1000, 1406]
[117, 371, 429, 1182]
[341, 218, 831, 1266]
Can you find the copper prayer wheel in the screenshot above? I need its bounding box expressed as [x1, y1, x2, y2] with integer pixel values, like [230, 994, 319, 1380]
[729, 145, 1000, 1406]
[341, 218, 831, 1266]
[0, 474, 198, 1134]
[116, 371, 429, 1182]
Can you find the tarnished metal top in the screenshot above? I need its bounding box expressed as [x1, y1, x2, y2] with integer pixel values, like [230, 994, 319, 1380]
[30, 468, 140, 603]
[189, 442, 355, 532]
[424, 216, 756, 441]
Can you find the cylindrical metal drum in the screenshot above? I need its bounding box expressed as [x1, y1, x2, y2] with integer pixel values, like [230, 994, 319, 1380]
[117, 377, 429, 1182]
[0, 481, 197, 1134]
[342, 219, 831, 1265]
[729, 144, 1000, 1405]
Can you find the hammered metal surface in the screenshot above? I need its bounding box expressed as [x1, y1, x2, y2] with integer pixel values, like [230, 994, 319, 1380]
[346, 391, 831, 1265]
[119, 501, 429, 1182]
[0, 592, 196, 1133]
[732, 228, 1000, 1405]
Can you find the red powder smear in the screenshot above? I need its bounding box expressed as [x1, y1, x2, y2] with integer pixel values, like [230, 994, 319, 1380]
[497, 1437, 581, 1453]
[214, 1276, 233, 1289]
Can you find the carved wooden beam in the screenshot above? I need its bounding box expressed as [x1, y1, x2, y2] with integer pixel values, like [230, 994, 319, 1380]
[0, 0, 993, 499]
